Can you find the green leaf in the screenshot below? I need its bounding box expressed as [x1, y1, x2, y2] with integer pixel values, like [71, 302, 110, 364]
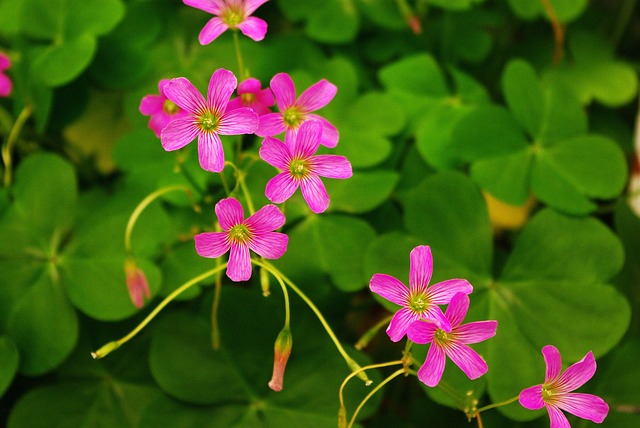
[399, 171, 493, 284]
[277, 0, 359, 43]
[379, 53, 449, 97]
[507, 0, 587, 22]
[30, 34, 97, 87]
[325, 170, 399, 214]
[0, 336, 19, 397]
[357, 0, 405, 30]
[470, 148, 533, 205]
[160, 242, 214, 301]
[333, 128, 392, 168]
[342, 92, 406, 136]
[428, 0, 484, 11]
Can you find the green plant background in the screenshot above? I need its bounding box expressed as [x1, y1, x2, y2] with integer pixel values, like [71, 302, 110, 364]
[0, 0, 639, 427]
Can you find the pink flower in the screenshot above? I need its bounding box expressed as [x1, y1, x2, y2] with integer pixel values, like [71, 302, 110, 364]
[161, 68, 259, 172]
[124, 258, 151, 308]
[256, 73, 339, 148]
[407, 292, 497, 387]
[519, 345, 609, 428]
[194, 197, 288, 282]
[369, 245, 473, 342]
[183, 0, 269, 45]
[226, 77, 274, 116]
[0, 52, 12, 97]
[139, 79, 190, 137]
[259, 120, 352, 213]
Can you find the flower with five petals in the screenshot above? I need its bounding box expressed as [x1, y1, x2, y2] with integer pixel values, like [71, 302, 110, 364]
[139, 79, 189, 137]
[226, 77, 274, 116]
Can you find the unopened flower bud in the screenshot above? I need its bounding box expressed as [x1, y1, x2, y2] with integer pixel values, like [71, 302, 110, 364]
[268, 327, 292, 392]
[125, 258, 151, 308]
[406, 15, 422, 34]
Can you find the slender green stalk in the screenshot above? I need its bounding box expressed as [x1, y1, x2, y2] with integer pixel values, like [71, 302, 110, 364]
[237, 169, 255, 215]
[92, 264, 227, 359]
[2, 105, 33, 187]
[254, 259, 370, 384]
[211, 257, 224, 350]
[471, 395, 520, 416]
[125, 185, 193, 254]
[339, 360, 403, 411]
[232, 30, 248, 80]
[354, 314, 393, 350]
[347, 368, 405, 428]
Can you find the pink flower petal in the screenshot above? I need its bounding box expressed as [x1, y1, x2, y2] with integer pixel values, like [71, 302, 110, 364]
[244, 0, 269, 14]
[542, 345, 563, 383]
[238, 77, 261, 94]
[443, 292, 469, 328]
[215, 198, 245, 231]
[306, 114, 339, 148]
[183, 0, 223, 14]
[417, 343, 446, 387]
[139, 94, 165, 115]
[409, 245, 433, 294]
[148, 113, 171, 138]
[555, 350, 596, 392]
[245, 204, 285, 232]
[547, 405, 571, 428]
[297, 79, 337, 112]
[300, 174, 330, 213]
[237, 16, 268, 41]
[427, 278, 473, 305]
[257, 113, 286, 137]
[249, 231, 288, 259]
[445, 342, 488, 380]
[259, 136, 291, 170]
[519, 384, 545, 410]
[227, 243, 252, 281]
[0, 53, 10, 70]
[270, 73, 296, 110]
[292, 120, 322, 157]
[455, 320, 498, 344]
[369, 273, 409, 306]
[199, 17, 229, 45]
[194, 231, 231, 258]
[386, 307, 420, 342]
[161, 117, 199, 151]
[557, 392, 609, 423]
[164, 77, 206, 113]
[312, 155, 352, 179]
[218, 107, 259, 134]
[0, 74, 12, 97]
[197, 132, 225, 172]
[406, 319, 437, 344]
[208, 68, 237, 113]
[265, 172, 298, 204]
[422, 304, 452, 332]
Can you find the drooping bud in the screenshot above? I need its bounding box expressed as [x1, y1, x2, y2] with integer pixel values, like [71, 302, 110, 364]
[406, 15, 422, 34]
[125, 258, 151, 308]
[260, 266, 270, 297]
[268, 327, 293, 392]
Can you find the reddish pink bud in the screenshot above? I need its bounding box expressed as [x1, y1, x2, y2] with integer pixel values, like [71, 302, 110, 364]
[406, 15, 422, 34]
[268, 327, 292, 392]
[125, 258, 151, 308]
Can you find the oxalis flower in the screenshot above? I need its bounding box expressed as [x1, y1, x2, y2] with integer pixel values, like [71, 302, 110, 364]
[369, 245, 473, 341]
[139, 79, 189, 137]
[194, 197, 288, 282]
[227, 77, 274, 116]
[256, 73, 339, 148]
[161, 68, 259, 172]
[183, 0, 269, 45]
[0, 52, 12, 97]
[519, 345, 609, 428]
[259, 120, 352, 213]
[407, 292, 497, 387]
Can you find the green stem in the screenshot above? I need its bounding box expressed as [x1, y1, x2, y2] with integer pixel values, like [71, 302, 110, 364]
[354, 314, 393, 350]
[611, 0, 637, 48]
[237, 168, 255, 215]
[232, 30, 248, 80]
[92, 263, 228, 359]
[211, 257, 223, 350]
[2, 105, 33, 188]
[471, 395, 520, 416]
[125, 185, 193, 254]
[339, 360, 403, 411]
[254, 259, 370, 384]
[346, 368, 405, 428]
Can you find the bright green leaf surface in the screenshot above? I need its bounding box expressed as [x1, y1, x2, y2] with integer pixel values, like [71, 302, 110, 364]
[0, 336, 19, 397]
[507, 0, 587, 22]
[325, 170, 399, 214]
[30, 35, 97, 87]
[470, 148, 533, 205]
[277, 0, 359, 43]
[379, 54, 449, 97]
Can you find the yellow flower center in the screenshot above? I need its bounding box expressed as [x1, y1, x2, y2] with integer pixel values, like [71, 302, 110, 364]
[241, 92, 256, 104]
[289, 159, 310, 179]
[199, 111, 219, 132]
[409, 293, 429, 313]
[283, 107, 304, 128]
[223, 8, 244, 27]
[434, 329, 450, 344]
[163, 99, 179, 115]
[229, 224, 251, 243]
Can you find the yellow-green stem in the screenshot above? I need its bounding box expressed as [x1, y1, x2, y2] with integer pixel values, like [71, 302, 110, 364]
[347, 368, 405, 428]
[2, 105, 33, 187]
[211, 257, 223, 350]
[471, 395, 520, 416]
[339, 360, 403, 411]
[238, 169, 255, 215]
[125, 185, 193, 254]
[354, 314, 393, 350]
[255, 259, 370, 383]
[92, 264, 227, 359]
[232, 30, 248, 80]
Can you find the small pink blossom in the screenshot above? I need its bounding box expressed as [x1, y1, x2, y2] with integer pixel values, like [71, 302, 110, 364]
[0, 52, 12, 97]
[227, 77, 274, 116]
[139, 79, 189, 137]
[184, 0, 269, 45]
[124, 258, 151, 308]
[194, 197, 288, 282]
[256, 73, 339, 148]
[161, 68, 259, 172]
[259, 120, 352, 213]
[268, 327, 292, 392]
[407, 292, 497, 387]
[519, 345, 609, 428]
[369, 245, 473, 342]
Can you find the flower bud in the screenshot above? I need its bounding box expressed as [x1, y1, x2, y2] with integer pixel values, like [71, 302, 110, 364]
[268, 327, 292, 392]
[125, 258, 151, 308]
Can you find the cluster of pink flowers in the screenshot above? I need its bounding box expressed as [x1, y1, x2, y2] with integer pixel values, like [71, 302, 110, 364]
[0, 52, 12, 97]
[370, 245, 609, 427]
